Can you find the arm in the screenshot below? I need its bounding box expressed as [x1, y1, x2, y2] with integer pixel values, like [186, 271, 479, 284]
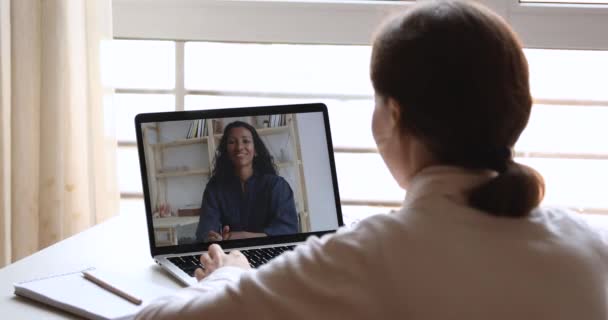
[263, 177, 299, 236]
[195, 184, 222, 242]
[136, 218, 386, 320]
[220, 226, 266, 240]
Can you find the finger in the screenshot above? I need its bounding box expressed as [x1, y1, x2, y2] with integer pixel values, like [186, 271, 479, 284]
[194, 268, 205, 281]
[208, 244, 225, 265]
[226, 250, 251, 269]
[228, 250, 249, 264]
[200, 252, 212, 267]
[222, 226, 231, 240]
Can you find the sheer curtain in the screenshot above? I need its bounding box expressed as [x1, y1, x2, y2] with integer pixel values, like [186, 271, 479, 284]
[0, 0, 119, 267]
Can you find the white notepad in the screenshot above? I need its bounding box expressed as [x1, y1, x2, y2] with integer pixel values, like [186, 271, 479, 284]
[14, 267, 177, 320]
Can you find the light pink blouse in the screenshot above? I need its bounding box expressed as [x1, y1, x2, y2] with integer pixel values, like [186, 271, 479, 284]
[136, 166, 608, 320]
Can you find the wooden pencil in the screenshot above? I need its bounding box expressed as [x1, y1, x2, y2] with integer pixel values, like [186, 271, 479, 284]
[82, 271, 142, 305]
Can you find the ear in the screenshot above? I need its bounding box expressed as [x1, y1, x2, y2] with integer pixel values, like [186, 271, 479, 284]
[386, 97, 402, 129]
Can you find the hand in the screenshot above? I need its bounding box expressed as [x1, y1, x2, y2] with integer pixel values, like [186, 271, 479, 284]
[206, 226, 267, 241]
[226, 231, 267, 240]
[222, 225, 267, 240]
[206, 226, 231, 242]
[206, 230, 223, 242]
[194, 244, 251, 281]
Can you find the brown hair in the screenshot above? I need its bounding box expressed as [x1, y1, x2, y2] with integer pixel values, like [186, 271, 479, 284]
[370, 0, 544, 217]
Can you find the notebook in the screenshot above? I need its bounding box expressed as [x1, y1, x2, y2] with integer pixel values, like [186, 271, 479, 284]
[14, 267, 176, 320]
[135, 103, 344, 286]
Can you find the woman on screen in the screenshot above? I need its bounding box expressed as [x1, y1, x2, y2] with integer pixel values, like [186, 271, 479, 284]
[195, 121, 298, 242]
[138, 1, 608, 319]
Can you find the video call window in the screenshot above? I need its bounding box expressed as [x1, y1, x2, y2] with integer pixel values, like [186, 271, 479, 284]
[140, 112, 339, 247]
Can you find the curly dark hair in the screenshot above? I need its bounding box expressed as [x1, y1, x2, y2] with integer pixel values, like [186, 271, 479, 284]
[210, 121, 277, 182]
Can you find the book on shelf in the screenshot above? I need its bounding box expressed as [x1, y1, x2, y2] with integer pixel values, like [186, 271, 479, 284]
[268, 114, 281, 128]
[264, 114, 286, 128]
[186, 119, 208, 139]
[186, 120, 196, 139]
[186, 121, 194, 139]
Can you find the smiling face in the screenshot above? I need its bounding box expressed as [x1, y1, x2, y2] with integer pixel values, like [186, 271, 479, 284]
[226, 126, 256, 170]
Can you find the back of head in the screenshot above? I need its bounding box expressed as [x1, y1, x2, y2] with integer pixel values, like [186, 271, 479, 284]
[370, 0, 544, 217]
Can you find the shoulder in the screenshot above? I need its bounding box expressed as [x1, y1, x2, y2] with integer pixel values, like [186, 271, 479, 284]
[206, 176, 219, 187]
[298, 211, 407, 268]
[334, 210, 410, 249]
[532, 206, 608, 268]
[258, 174, 290, 188]
[531, 206, 608, 241]
[530, 206, 595, 232]
[204, 176, 223, 192]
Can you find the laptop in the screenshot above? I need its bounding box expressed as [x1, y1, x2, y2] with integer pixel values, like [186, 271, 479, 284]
[135, 103, 343, 286]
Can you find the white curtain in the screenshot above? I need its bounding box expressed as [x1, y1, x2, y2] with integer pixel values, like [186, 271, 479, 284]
[0, 0, 119, 267]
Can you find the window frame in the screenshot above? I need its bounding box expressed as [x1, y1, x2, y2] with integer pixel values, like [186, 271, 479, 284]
[113, 0, 608, 49]
[111, 0, 608, 214]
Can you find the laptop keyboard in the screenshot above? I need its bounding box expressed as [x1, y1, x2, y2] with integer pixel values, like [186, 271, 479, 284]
[168, 245, 296, 277]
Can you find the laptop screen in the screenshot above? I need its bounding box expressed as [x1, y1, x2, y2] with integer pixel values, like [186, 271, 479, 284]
[136, 104, 343, 253]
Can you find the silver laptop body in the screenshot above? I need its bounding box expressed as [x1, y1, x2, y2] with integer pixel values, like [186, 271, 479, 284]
[135, 103, 343, 286]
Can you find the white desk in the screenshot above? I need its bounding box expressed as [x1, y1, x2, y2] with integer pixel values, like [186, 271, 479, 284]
[0, 213, 185, 319]
[3, 209, 608, 318]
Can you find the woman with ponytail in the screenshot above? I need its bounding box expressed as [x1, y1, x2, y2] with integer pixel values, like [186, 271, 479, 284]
[137, 1, 608, 319]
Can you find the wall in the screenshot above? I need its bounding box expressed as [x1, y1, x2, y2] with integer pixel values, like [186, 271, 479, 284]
[297, 112, 340, 231]
[159, 120, 210, 213]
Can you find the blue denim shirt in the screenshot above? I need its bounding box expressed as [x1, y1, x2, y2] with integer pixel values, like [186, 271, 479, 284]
[195, 173, 298, 242]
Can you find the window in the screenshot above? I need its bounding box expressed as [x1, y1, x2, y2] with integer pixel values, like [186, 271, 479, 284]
[521, 0, 608, 3]
[113, 0, 608, 49]
[110, 0, 608, 224]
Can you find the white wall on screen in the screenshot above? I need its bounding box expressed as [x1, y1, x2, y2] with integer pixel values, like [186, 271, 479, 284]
[297, 112, 340, 231]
